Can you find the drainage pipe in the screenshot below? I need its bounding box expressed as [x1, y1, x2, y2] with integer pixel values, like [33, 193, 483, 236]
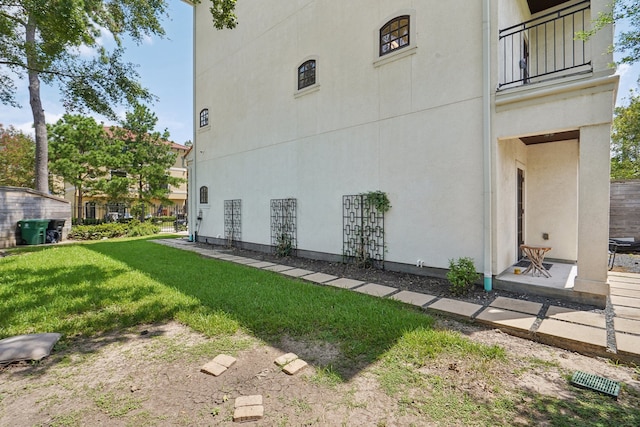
[189, 3, 198, 242]
[482, 0, 493, 291]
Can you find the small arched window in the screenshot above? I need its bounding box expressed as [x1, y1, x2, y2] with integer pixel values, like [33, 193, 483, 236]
[298, 60, 316, 90]
[199, 108, 209, 127]
[199, 186, 208, 204]
[380, 16, 410, 56]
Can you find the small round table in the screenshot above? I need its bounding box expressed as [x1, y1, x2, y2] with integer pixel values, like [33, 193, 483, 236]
[519, 244, 552, 278]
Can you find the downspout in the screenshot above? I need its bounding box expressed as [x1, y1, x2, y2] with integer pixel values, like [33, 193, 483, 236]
[189, 2, 198, 242]
[482, 0, 493, 291]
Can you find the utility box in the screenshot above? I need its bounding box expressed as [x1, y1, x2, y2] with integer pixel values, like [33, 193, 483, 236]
[18, 219, 50, 245]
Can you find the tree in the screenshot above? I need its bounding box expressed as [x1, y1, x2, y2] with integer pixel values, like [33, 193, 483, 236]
[104, 104, 184, 220]
[611, 93, 640, 179]
[0, 1, 237, 194]
[580, 0, 640, 65]
[0, 124, 35, 188]
[48, 114, 111, 222]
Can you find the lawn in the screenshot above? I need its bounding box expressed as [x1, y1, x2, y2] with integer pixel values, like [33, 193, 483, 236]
[1, 236, 639, 426]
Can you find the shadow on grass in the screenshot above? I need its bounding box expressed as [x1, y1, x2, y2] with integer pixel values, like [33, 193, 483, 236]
[73, 238, 440, 380]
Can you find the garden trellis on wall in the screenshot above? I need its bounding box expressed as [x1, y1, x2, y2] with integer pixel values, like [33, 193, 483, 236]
[343, 194, 385, 268]
[271, 198, 297, 256]
[224, 199, 241, 244]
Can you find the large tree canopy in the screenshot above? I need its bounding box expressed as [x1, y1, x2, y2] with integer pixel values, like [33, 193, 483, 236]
[48, 114, 110, 221]
[0, 0, 237, 193]
[102, 104, 184, 220]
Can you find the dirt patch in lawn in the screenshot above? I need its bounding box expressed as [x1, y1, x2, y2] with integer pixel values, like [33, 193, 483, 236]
[1, 320, 638, 426]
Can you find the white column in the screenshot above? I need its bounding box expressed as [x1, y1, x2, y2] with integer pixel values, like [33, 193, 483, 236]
[574, 123, 611, 298]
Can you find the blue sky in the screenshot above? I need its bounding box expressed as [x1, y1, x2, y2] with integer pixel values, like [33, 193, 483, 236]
[0, 5, 638, 145]
[0, 1, 194, 144]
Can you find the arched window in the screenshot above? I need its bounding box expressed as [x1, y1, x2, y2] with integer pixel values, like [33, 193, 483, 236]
[298, 60, 316, 90]
[380, 16, 410, 56]
[199, 186, 208, 204]
[199, 108, 209, 127]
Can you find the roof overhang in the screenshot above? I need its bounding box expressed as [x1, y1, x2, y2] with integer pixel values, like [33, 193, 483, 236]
[520, 130, 580, 145]
[527, 0, 572, 15]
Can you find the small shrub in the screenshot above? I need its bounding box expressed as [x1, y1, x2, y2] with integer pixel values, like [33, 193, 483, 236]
[446, 257, 480, 296]
[275, 233, 293, 257]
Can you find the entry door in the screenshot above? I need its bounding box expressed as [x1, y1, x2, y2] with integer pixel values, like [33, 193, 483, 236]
[517, 168, 525, 259]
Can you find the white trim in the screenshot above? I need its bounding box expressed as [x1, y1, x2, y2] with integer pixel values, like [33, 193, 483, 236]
[373, 9, 417, 67]
[294, 55, 320, 97]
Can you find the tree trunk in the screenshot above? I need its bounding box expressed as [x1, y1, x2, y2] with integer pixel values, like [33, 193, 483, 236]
[26, 15, 49, 194]
[76, 182, 84, 224]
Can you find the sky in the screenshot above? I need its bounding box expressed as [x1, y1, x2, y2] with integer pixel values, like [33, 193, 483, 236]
[0, 1, 194, 145]
[0, 4, 639, 145]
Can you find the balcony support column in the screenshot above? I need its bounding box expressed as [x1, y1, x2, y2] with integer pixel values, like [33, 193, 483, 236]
[574, 123, 611, 306]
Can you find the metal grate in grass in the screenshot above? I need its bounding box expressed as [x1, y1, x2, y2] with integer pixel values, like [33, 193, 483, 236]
[571, 371, 620, 399]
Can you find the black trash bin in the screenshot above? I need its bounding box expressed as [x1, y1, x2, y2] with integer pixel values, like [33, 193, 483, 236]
[46, 219, 65, 243]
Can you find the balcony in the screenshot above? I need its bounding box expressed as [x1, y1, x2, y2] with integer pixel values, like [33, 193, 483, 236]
[499, 1, 591, 89]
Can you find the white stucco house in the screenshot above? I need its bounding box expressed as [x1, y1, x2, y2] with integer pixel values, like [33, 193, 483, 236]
[186, 0, 618, 307]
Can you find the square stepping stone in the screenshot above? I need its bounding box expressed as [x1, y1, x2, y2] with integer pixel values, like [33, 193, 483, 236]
[201, 361, 227, 376]
[391, 291, 437, 307]
[326, 278, 364, 289]
[281, 268, 314, 278]
[546, 306, 605, 329]
[213, 354, 237, 368]
[235, 395, 263, 408]
[264, 264, 295, 272]
[233, 405, 264, 422]
[490, 297, 542, 315]
[614, 317, 640, 335]
[274, 352, 298, 367]
[249, 261, 277, 269]
[282, 358, 307, 375]
[537, 318, 606, 348]
[476, 307, 537, 332]
[303, 272, 338, 284]
[427, 298, 483, 319]
[354, 283, 397, 297]
[616, 332, 640, 356]
[231, 257, 262, 265]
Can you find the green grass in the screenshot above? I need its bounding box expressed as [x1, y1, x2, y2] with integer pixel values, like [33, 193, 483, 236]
[2, 236, 639, 426]
[0, 237, 435, 365]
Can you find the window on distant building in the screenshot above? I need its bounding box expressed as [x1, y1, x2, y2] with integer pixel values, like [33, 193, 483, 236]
[199, 108, 209, 127]
[380, 16, 410, 56]
[298, 60, 316, 90]
[199, 186, 208, 204]
[85, 202, 96, 220]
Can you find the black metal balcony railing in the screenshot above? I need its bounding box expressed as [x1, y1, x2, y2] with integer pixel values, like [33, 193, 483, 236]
[499, 1, 591, 89]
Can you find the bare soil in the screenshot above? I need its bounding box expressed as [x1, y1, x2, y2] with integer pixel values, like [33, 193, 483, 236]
[1, 319, 639, 426]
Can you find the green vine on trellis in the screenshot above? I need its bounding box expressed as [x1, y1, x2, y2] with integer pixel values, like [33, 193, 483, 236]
[362, 190, 391, 213]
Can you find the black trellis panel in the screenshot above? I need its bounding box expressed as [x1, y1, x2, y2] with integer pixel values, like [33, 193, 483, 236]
[224, 199, 242, 243]
[270, 198, 297, 256]
[343, 194, 385, 269]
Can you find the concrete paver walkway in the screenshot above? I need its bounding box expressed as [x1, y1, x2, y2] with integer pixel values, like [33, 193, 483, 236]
[155, 239, 640, 364]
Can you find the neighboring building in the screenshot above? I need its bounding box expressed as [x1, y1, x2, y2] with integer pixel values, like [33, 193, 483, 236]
[60, 132, 189, 221]
[188, 0, 618, 306]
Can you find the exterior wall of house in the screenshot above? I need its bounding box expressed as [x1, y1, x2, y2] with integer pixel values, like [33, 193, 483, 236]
[194, 0, 487, 269]
[192, 0, 617, 300]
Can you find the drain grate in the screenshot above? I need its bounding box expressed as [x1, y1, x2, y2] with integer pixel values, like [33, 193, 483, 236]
[571, 371, 620, 399]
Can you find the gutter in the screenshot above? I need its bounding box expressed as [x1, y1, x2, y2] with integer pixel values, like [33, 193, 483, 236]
[482, 0, 493, 291]
[189, 2, 197, 242]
